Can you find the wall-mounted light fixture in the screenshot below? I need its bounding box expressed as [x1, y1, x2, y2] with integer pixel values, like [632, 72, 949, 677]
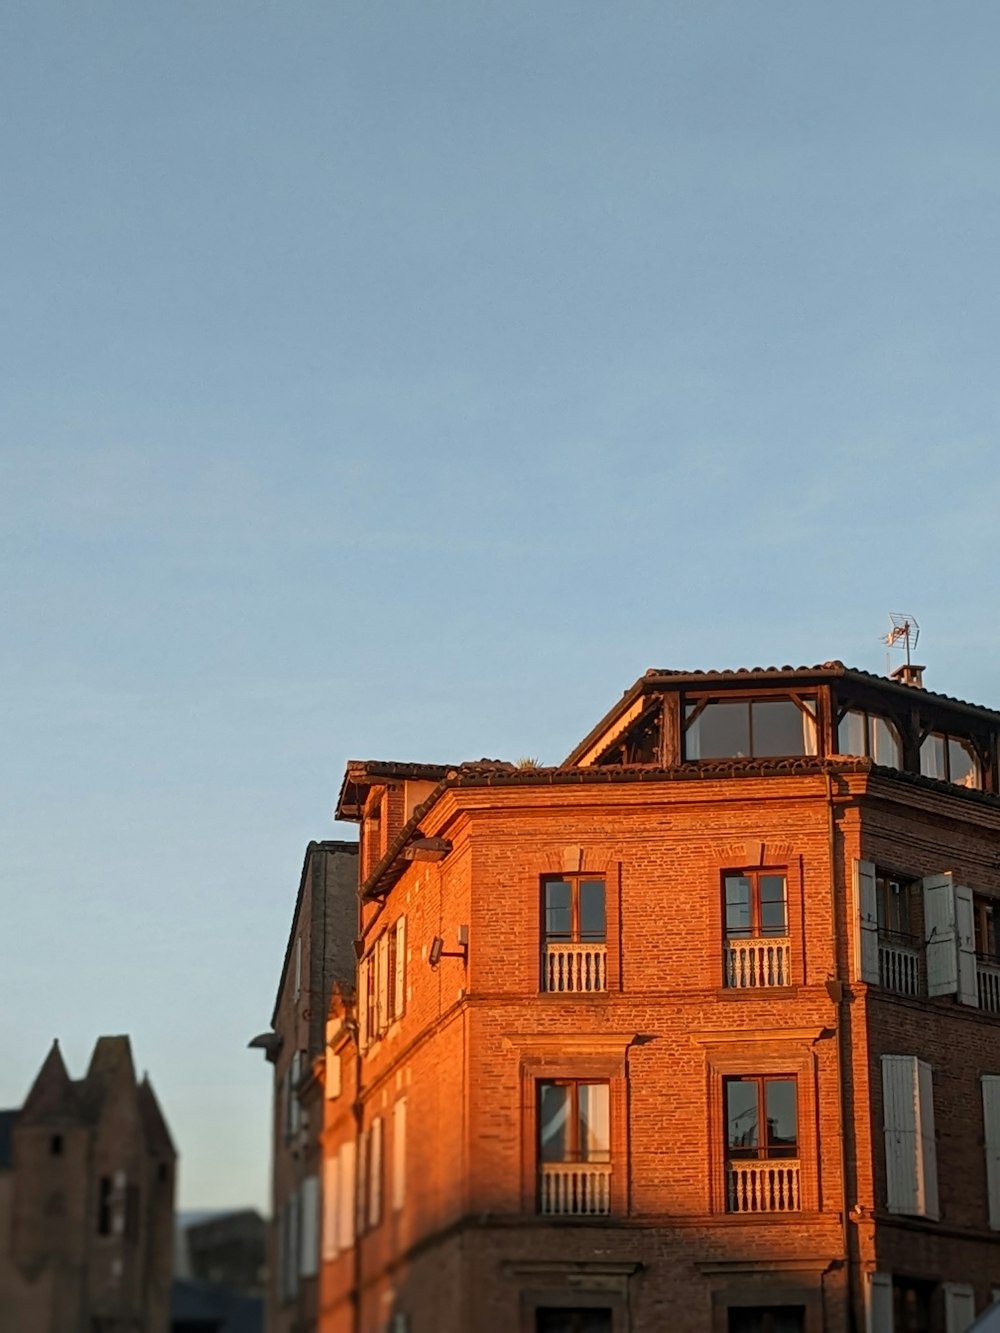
[428, 926, 469, 968]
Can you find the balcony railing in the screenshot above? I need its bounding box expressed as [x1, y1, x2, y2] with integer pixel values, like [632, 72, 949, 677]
[539, 1162, 612, 1216]
[878, 937, 921, 997]
[724, 937, 791, 989]
[727, 1160, 801, 1214]
[543, 942, 608, 993]
[979, 959, 1000, 1013]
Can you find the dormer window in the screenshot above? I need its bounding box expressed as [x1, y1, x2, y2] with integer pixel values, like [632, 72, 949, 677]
[838, 709, 902, 768]
[684, 696, 817, 760]
[919, 732, 981, 789]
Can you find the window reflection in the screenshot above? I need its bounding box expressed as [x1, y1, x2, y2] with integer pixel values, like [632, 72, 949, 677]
[920, 732, 981, 788]
[837, 709, 901, 768]
[725, 1076, 797, 1160]
[539, 1082, 610, 1163]
[686, 698, 817, 760]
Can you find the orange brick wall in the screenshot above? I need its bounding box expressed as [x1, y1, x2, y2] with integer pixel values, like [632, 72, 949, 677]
[320, 764, 1000, 1333]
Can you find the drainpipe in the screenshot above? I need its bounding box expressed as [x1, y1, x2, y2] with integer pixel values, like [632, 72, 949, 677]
[351, 1036, 363, 1333]
[827, 771, 858, 1333]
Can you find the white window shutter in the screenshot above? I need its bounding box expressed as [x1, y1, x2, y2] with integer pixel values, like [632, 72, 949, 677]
[299, 1175, 319, 1277]
[955, 885, 979, 1007]
[356, 1129, 368, 1234]
[287, 1192, 300, 1297]
[276, 1206, 286, 1301]
[282, 1066, 292, 1140]
[866, 1272, 892, 1333]
[883, 1055, 918, 1213]
[854, 860, 880, 983]
[327, 1050, 342, 1100]
[322, 1154, 339, 1260]
[882, 1055, 937, 1217]
[369, 1116, 383, 1228]
[377, 932, 389, 1035]
[339, 1140, 356, 1250]
[944, 1283, 976, 1333]
[982, 1076, 1000, 1229]
[924, 872, 959, 996]
[916, 1058, 939, 1220]
[392, 1097, 407, 1212]
[358, 957, 370, 1050]
[394, 916, 406, 1019]
[290, 1051, 302, 1137]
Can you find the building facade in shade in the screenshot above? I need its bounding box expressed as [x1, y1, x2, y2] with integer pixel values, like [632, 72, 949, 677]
[315, 662, 1000, 1333]
[250, 839, 358, 1333]
[0, 1034, 176, 1333]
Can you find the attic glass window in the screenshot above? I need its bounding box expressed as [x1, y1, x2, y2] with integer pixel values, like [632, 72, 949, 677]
[684, 697, 817, 760]
[838, 709, 901, 767]
[920, 732, 981, 788]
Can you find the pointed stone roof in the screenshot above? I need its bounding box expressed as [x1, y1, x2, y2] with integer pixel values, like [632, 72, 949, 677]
[20, 1040, 78, 1123]
[138, 1076, 176, 1159]
[78, 1035, 136, 1122]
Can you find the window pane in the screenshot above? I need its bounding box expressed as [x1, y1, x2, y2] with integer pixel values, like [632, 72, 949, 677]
[726, 1080, 758, 1154]
[695, 701, 751, 758]
[759, 876, 788, 935]
[729, 1309, 805, 1333]
[537, 1311, 614, 1333]
[886, 880, 910, 936]
[578, 1084, 610, 1162]
[871, 716, 901, 768]
[752, 699, 814, 757]
[765, 1080, 797, 1156]
[538, 1085, 570, 1162]
[724, 877, 751, 936]
[920, 733, 946, 780]
[545, 881, 572, 940]
[838, 709, 866, 756]
[949, 737, 980, 789]
[579, 881, 606, 942]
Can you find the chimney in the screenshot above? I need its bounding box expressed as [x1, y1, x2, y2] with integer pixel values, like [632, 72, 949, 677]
[890, 663, 925, 689]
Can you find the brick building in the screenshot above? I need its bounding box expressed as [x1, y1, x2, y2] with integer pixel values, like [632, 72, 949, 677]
[316, 662, 1000, 1333]
[0, 1034, 176, 1333]
[250, 839, 358, 1333]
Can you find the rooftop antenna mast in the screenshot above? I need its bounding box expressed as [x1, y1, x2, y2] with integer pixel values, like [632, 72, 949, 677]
[883, 613, 924, 687]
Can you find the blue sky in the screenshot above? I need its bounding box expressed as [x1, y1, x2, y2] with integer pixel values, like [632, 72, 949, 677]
[2, 2, 1000, 1210]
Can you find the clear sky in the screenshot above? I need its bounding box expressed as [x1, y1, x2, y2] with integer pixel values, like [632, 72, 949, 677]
[2, 2, 1000, 1212]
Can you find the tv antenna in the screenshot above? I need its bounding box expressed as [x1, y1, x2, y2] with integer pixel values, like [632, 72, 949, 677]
[883, 613, 922, 684]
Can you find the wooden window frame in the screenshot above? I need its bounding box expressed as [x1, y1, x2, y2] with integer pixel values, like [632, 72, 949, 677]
[537, 1080, 611, 1166]
[515, 1039, 630, 1218]
[722, 869, 789, 940]
[919, 729, 983, 788]
[724, 1074, 798, 1162]
[975, 894, 1000, 963]
[835, 706, 903, 767]
[700, 1038, 819, 1214]
[541, 875, 607, 945]
[874, 870, 917, 945]
[683, 693, 819, 761]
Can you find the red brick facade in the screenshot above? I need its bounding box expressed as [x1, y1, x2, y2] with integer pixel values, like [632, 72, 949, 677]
[318, 665, 1000, 1333]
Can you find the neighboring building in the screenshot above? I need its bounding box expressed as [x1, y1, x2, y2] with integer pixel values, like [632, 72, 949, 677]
[317, 662, 1000, 1333]
[250, 839, 358, 1333]
[0, 1034, 176, 1333]
[179, 1209, 267, 1293]
[172, 1208, 266, 1333]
